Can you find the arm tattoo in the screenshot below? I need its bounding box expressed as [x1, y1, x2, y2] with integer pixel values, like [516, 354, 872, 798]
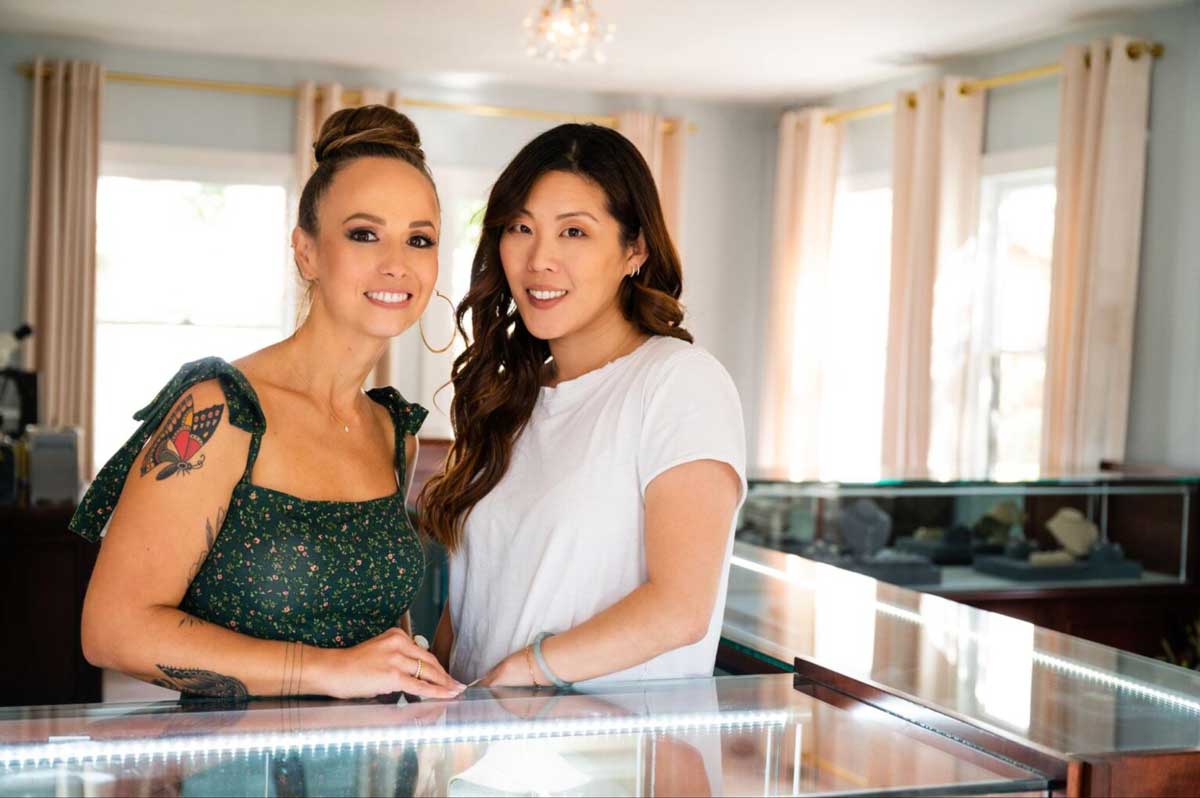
[153, 665, 248, 700]
[141, 393, 224, 480]
[185, 507, 226, 586]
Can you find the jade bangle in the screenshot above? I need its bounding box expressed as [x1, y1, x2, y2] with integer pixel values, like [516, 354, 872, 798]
[532, 632, 572, 689]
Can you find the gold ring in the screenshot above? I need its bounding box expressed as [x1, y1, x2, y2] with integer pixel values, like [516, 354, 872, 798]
[413, 659, 423, 680]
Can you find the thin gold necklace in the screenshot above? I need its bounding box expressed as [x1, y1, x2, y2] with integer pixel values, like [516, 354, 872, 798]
[328, 407, 352, 434]
[288, 357, 357, 433]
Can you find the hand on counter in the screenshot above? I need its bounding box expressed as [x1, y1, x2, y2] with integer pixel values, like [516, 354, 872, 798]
[476, 647, 536, 688]
[316, 627, 465, 699]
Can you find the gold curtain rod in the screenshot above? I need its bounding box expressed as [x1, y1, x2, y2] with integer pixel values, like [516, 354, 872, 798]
[822, 39, 1163, 125]
[17, 64, 696, 134]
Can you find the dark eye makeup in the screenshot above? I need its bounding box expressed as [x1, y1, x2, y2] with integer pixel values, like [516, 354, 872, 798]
[347, 228, 437, 248]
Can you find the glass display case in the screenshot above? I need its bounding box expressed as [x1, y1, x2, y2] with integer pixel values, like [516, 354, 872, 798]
[0, 675, 1048, 797]
[719, 541, 1200, 794]
[737, 472, 1198, 591]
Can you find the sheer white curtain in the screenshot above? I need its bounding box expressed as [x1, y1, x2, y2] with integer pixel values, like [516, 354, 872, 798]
[1040, 38, 1154, 472]
[881, 77, 985, 478]
[615, 111, 687, 249]
[757, 109, 842, 477]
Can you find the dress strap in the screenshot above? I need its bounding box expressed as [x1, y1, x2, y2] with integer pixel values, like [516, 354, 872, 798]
[239, 426, 265, 486]
[70, 357, 266, 542]
[365, 386, 429, 492]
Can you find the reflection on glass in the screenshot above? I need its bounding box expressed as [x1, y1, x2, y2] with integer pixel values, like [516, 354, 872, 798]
[723, 542, 1200, 757]
[915, 593, 960, 685]
[972, 611, 1034, 733]
[814, 565, 876, 674]
[0, 675, 1045, 797]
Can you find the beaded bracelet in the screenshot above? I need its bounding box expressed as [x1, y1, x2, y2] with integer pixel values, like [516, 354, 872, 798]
[532, 632, 572, 689]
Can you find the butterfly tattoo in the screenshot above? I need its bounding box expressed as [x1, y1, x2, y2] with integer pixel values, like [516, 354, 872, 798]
[141, 394, 225, 481]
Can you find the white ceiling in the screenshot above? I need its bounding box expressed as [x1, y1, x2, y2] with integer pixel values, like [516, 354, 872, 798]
[0, 0, 1184, 101]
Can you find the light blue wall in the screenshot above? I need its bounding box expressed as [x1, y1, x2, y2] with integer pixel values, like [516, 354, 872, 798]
[8, 3, 1195, 470]
[807, 0, 1200, 468]
[0, 31, 776, 445]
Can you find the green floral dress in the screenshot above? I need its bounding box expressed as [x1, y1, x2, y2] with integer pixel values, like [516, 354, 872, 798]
[70, 357, 427, 649]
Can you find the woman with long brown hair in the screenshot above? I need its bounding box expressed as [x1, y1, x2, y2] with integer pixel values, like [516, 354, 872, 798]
[72, 105, 462, 700]
[423, 123, 746, 686]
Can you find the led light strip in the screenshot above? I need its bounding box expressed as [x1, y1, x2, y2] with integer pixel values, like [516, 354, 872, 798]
[1, 710, 790, 767]
[870, 600, 1200, 712]
[1026, 651, 1200, 714]
[731, 555, 1200, 714]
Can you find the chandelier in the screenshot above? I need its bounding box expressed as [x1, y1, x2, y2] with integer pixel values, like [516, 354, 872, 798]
[523, 1, 616, 64]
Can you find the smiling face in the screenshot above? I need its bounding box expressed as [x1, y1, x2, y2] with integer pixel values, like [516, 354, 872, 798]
[292, 156, 440, 340]
[499, 170, 646, 344]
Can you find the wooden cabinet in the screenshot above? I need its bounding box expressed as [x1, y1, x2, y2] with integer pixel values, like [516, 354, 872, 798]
[0, 504, 100, 706]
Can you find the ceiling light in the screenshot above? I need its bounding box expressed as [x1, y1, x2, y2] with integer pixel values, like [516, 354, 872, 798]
[523, 1, 615, 65]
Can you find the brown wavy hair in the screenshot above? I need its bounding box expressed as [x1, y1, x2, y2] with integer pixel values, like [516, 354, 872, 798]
[419, 123, 692, 552]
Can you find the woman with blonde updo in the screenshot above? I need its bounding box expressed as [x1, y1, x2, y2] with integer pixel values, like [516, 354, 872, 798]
[72, 106, 464, 700]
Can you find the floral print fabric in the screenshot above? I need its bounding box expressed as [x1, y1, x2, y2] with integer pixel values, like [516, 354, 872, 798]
[71, 357, 428, 648]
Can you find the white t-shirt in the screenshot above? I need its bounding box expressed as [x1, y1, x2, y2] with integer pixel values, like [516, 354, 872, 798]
[447, 335, 747, 686]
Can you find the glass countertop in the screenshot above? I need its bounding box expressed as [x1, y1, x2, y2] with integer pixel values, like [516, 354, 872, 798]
[722, 542, 1200, 759]
[0, 675, 1046, 796]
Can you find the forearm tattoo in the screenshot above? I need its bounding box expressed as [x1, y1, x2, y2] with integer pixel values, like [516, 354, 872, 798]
[141, 393, 224, 480]
[153, 665, 249, 700]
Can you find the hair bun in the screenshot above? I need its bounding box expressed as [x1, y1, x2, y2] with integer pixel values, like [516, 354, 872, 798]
[313, 105, 425, 165]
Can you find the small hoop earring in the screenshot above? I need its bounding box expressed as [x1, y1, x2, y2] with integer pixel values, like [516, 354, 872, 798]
[420, 290, 457, 354]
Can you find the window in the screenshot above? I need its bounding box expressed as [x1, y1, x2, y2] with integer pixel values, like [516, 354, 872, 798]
[94, 144, 293, 474]
[965, 149, 1056, 480]
[803, 172, 892, 480]
[796, 150, 1054, 482]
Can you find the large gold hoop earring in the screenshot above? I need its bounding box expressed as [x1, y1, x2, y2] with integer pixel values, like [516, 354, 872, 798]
[419, 290, 457, 354]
